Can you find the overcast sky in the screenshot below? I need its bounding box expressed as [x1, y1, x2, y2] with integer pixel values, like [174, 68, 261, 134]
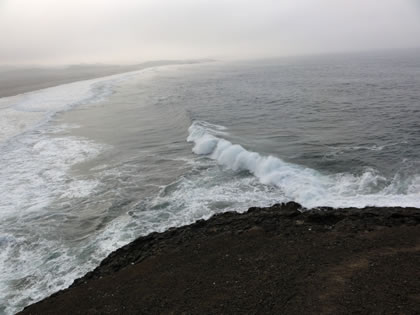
[1, 0, 420, 65]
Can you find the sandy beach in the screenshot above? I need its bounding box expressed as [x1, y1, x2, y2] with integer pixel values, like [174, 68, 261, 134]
[0, 61, 189, 98]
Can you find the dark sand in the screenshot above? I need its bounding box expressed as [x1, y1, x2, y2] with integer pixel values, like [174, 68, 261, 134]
[20, 202, 420, 314]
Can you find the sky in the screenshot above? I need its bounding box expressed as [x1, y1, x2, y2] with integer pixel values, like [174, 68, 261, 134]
[1, 0, 420, 65]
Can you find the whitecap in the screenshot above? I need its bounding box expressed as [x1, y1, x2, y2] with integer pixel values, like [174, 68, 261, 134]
[188, 121, 420, 208]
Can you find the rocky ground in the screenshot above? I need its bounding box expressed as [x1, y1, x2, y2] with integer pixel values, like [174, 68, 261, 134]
[20, 202, 420, 314]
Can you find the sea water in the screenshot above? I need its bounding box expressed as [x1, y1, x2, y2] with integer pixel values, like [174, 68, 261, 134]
[0, 51, 419, 314]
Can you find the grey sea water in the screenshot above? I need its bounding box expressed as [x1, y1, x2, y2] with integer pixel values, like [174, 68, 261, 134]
[0, 51, 419, 314]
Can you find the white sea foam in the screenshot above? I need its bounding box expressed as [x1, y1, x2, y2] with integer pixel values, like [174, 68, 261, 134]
[0, 65, 183, 314]
[0, 124, 111, 314]
[187, 121, 420, 208]
[0, 68, 150, 144]
[0, 103, 112, 315]
[0, 108, 44, 142]
[0, 133, 104, 217]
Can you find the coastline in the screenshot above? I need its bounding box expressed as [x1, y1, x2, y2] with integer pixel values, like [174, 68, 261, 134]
[0, 60, 207, 98]
[20, 202, 420, 314]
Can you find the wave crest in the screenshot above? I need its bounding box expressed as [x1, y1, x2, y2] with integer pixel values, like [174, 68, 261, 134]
[187, 121, 420, 208]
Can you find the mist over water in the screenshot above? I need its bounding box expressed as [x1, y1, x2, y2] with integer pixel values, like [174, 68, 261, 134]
[0, 52, 420, 314]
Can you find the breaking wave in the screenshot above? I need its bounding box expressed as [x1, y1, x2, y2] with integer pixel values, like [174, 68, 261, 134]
[187, 121, 420, 208]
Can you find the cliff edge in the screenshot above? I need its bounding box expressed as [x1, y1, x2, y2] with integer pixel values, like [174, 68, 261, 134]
[20, 202, 420, 314]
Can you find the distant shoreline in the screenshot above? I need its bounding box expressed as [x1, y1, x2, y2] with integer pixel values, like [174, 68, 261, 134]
[20, 202, 420, 314]
[0, 60, 212, 98]
[0, 64, 139, 98]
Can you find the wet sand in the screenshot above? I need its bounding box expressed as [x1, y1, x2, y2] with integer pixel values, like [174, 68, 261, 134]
[0, 60, 197, 98]
[20, 202, 420, 314]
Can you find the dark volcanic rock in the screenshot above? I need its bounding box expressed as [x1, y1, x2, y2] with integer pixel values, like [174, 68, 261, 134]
[20, 203, 420, 314]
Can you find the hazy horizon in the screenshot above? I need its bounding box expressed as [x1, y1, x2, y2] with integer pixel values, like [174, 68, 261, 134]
[1, 0, 420, 66]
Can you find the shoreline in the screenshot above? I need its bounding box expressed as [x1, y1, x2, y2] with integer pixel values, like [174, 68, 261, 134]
[20, 202, 420, 314]
[0, 60, 209, 98]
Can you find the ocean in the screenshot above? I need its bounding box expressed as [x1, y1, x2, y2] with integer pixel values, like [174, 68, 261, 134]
[1, 51, 419, 314]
